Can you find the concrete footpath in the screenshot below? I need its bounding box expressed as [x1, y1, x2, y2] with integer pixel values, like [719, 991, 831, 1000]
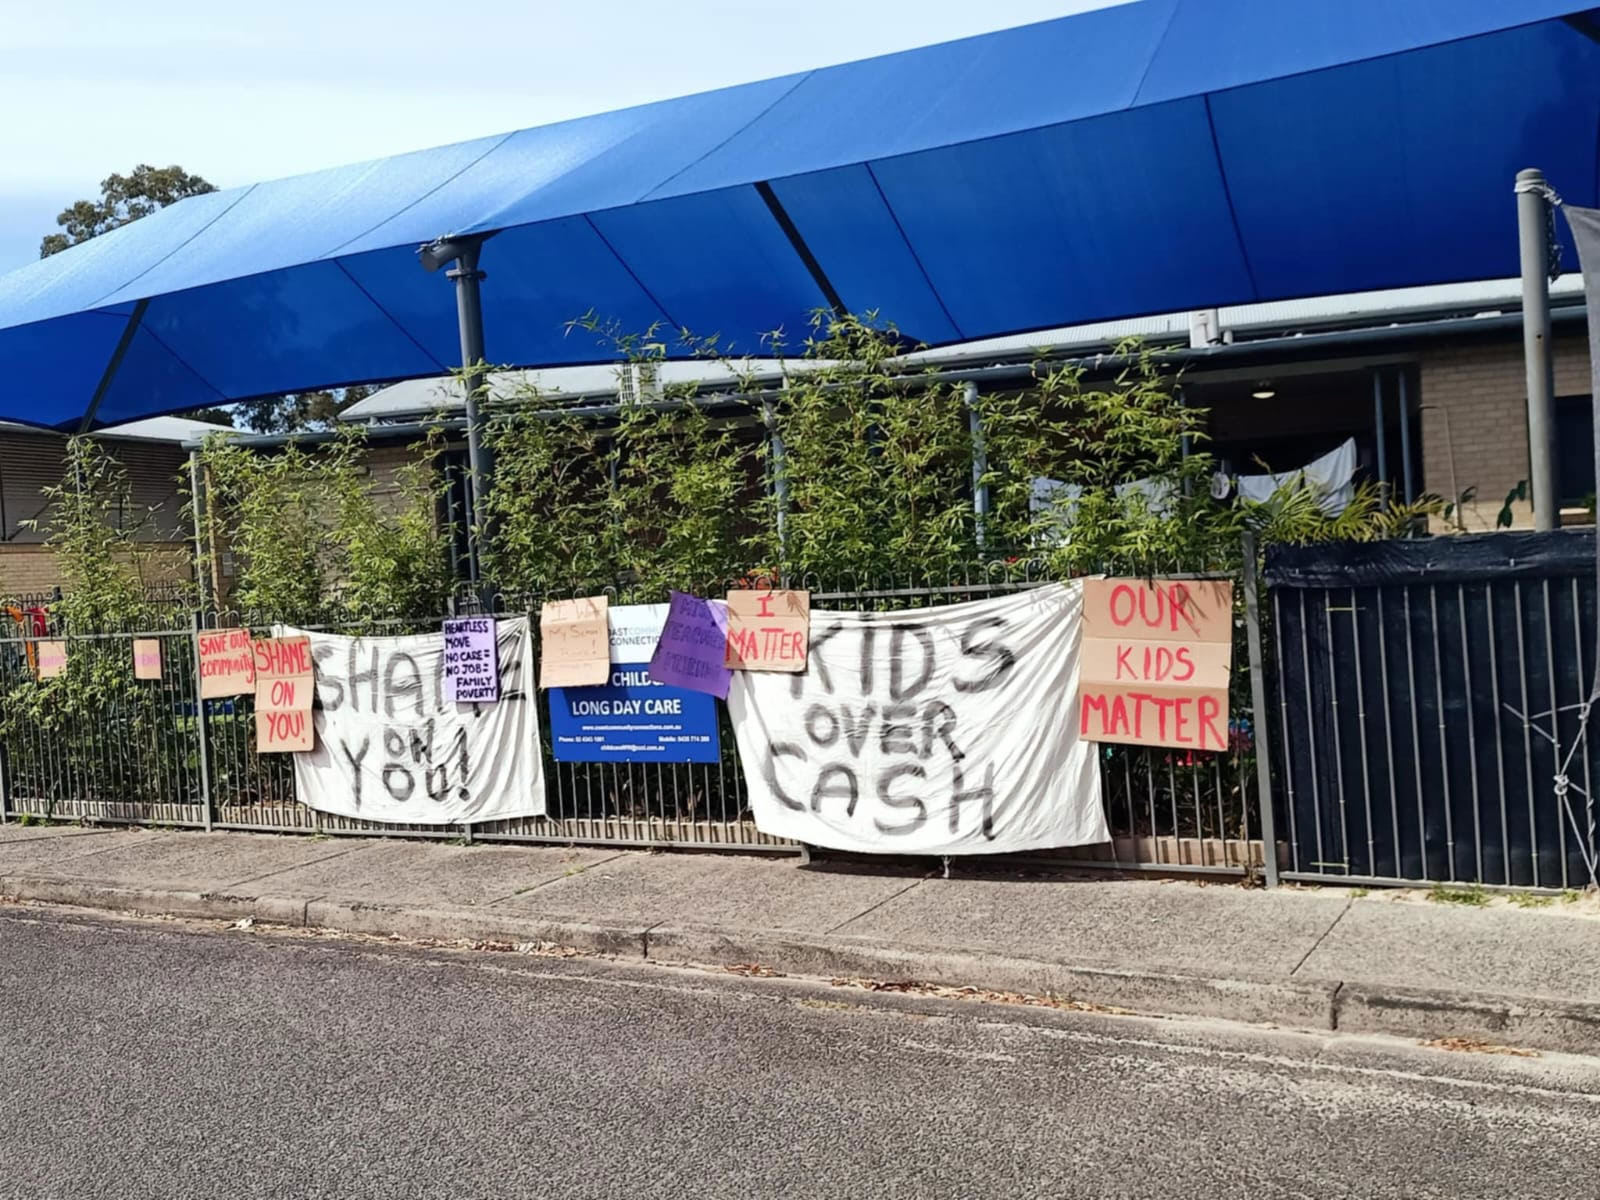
[3, 822, 1599, 1053]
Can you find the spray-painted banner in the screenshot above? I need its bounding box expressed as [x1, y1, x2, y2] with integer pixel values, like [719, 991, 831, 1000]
[728, 583, 1106, 855]
[285, 617, 544, 825]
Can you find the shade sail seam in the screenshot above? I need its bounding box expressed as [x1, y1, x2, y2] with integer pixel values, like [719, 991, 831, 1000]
[640, 71, 817, 203]
[321, 131, 522, 257]
[86, 184, 260, 311]
[1128, 0, 1184, 109]
[580, 214, 684, 332]
[1137, 11, 1586, 108]
[1202, 94, 1259, 303]
[122, 324, 230, 413]
[863, 162, 964, 341]
[332, 259, 449, 373]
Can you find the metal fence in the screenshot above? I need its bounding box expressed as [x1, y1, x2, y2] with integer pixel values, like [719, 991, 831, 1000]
[0, 564, 1268, 877]
[1267, 533, 1600, 891]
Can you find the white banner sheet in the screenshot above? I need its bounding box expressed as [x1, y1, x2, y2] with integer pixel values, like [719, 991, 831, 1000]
[287, 617, 545, 825]
[728, 583, 1107, 855]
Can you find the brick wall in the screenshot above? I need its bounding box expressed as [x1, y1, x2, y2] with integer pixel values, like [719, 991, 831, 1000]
[0, 543, 192, 604]
[366, 444, 426, 517]
[1418, 335, 1592, 531]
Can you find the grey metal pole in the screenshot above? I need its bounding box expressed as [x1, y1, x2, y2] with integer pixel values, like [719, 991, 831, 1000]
[187, 449, 208, 611]
[190, 610, 213, 833]
[1371, 370, 1388, 507]
[1398, 369, 1415, 506]
[963, 381, 990, 548]
[1241, 531, 1280, 887]
[448, 239, 492, 582]
[1518, 167, 1558, 531]
[763, 396, 789, 562]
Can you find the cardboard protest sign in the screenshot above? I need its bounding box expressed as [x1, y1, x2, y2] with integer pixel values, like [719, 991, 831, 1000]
[254, 635, 315, 753]
[539, 597, 610, 689]
[132, 639, 162, 681]
[1078, 578, 1234, 752]
[724, 589, 809, 672]
[442, 616, 500, 703]
[35, 640, 67, 679]
[649, 591, 732, 699]
[197, 627, 255, 698]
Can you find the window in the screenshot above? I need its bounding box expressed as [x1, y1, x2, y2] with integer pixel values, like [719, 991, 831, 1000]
[1554, 395, 1595, 508]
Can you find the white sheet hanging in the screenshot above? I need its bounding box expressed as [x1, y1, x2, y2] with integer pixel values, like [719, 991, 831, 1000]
[1236, 438, 1358, 516]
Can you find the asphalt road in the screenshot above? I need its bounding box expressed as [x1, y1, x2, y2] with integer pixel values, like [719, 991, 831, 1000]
[1, 908, 1597, 1200]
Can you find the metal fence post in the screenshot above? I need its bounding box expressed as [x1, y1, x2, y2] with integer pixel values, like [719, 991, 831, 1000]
[963, 381, 990, 548]
[190, 611, 214, 832]
[1242, 532, 1280, 886]
[0, 740, 10, 824]
[1517, 167, 1558, 530]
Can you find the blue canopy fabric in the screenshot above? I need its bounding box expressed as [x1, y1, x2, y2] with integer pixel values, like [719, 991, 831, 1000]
[1, 0, 1598, 429]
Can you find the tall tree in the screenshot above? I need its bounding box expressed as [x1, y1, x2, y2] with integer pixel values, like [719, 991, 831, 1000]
[40, 164, 216, 258]
[234, 385, 378, 435]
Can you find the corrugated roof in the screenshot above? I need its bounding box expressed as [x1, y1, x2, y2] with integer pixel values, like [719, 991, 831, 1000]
[0, 414, 229, 443]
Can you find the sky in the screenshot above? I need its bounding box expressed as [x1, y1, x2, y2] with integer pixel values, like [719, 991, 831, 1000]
[0, 0, 1117, 273]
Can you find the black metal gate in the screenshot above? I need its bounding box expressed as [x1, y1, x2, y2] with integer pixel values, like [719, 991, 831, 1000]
[1267, 532, 1600, 889]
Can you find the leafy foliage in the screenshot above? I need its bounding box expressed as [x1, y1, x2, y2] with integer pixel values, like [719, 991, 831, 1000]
[22, 437, 182, 630]
[480, 319, 762, 597]
[195, 426, 453, 624]
[769, 313, 977, 580]
[480, 316, 1438, 597]
[0, 439, 196, 811]
[40, 164, 216, 258]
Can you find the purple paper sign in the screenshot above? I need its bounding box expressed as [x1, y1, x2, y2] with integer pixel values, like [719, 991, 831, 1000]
[442, 616, 500, 703]
[649, 592, 732, 700]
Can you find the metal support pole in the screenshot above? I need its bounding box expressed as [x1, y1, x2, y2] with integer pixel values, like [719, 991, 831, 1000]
[0, 738, 10, 824]
[1241, 531, 1280, 887]
[1371, 370, 1388, 507]
[190, 610, 213, 832]
[446, 239, 492, 583]
[1518, 167, 1558, 530]
[963, 381, 990, 548]
[763, 397, 789, 563]
[187, 449, 208, 611]
[1398, 369, 1415, 506]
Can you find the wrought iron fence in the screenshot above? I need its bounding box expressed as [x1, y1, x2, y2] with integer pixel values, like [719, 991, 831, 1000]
[0, 563, 1266, 876]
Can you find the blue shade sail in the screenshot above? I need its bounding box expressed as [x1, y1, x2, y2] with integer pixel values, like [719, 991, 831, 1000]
[0, 0, 1596, 429]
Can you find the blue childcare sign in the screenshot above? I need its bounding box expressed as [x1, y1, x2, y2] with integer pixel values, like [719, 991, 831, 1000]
[548, 605, 721, 764]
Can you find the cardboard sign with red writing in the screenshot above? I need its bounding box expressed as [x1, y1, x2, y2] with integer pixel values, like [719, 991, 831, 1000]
[724, 589, 810, 672]
[35, 640, 67, 680]
[253, 635, 315, 753]
[133, 639, 162, 681]
[1079, 578, 1234, 752]
[539, 596, 610, 689]
[197, 627, 256, 699]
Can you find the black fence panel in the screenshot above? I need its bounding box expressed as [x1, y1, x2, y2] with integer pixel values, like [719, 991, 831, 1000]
[1268, 532, 1600, 888]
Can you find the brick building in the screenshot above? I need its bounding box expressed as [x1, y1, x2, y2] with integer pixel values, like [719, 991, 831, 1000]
[0, 416, 219, 604]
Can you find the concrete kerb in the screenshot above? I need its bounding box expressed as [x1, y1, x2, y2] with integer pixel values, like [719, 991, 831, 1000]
[643, 925, 1341, 1028]
[3, 875, 1598, 1055]
[1332, 981, 1600, 1054]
